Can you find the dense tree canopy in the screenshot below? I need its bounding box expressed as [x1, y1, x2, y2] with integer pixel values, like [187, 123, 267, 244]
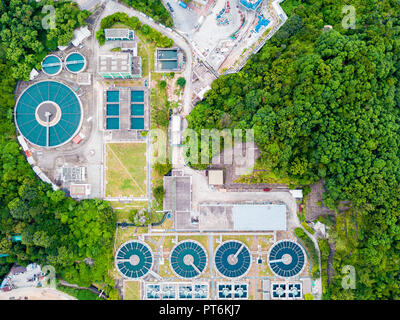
[121, 0, 173, 27]
[188, 0, 400, 299]
[0, 0, 89, 80]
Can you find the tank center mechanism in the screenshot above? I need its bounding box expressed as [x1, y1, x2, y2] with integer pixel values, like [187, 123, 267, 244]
[129, 254, 140, 266]
[35, 101, 62, 127]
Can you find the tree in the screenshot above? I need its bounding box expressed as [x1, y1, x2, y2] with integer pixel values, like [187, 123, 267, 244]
[187, 0, 400, 299]
[177, 77, 186, 88]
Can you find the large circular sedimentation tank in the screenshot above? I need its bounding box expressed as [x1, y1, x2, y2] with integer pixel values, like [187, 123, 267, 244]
[214, 240, 251, 278]
[65, 52, 86, 73]
[268, 240, 306, 278]
[115, 240, 154, 279]
[41, 55, 62, 76]
[15, 81, 82, 148]
[170, 240, 207, 279]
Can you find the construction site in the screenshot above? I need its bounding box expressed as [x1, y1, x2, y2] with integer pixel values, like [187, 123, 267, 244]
[165, 0, 287, 74]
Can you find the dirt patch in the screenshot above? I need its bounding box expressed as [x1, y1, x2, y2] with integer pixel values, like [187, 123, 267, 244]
[306, 182, 335, 222]
[0, 287, 76, 300]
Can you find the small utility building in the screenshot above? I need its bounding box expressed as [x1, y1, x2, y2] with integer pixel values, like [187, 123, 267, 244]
[208, 170, 224, 186]
[171, 115, 182, 146]
[98, 53, 142, 79]
[105, 28, 135, 41]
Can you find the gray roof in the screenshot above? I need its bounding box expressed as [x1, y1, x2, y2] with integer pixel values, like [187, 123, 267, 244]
[175, 211, 199, 231]
[199, 204, 287, 231]
[233, 204, 286, 231]
[105, 28, 133, 39]
[131, 56, 141, 76]
[163, 175, 192, 212]
[99, 53, 131, 73]
[98, 53, 141, 76]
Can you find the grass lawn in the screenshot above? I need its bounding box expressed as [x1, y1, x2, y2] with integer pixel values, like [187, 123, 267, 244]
[159, 261, 174, 278]
[150, 74, 169, 130]
[124, 281, 141, 300]
[222, 235, 254, 251]
[115, 227, 137, 248]
[106, 143, 147, 198]
[151, 213, 174, 230]
[178, 235, 209, 251]
[145, 236, 162, 252]
[138, 42, 150, 78]
[258, 264, 273, 277]
[257, 235, 273, 251]
[161, 236, 176, 252]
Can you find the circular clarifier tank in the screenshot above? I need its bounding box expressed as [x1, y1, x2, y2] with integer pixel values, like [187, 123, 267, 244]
[65, 52, 86, 73]
[41, 55, 62, 76]
[268, 240, 306, 278]
[15, 81, 83, 148]
[115, 240, 154, 279]
[170, 240, 208, 279]
[214, 240, 251, 279]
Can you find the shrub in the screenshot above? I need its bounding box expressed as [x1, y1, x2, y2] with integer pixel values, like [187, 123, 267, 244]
[295, 227, 320, 279]
[304, 293, 314, 300]
[177, 77, 186, 87]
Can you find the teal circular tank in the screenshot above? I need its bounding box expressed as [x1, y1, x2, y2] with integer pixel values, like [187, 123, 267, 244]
[41, 55, 62, 75]
[65, 52, 86, 73]
[15, 81, 83, 148]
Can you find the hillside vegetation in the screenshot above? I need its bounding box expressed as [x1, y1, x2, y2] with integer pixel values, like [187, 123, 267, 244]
[188, 0, 400, 299]
[121, 0, 173, 27]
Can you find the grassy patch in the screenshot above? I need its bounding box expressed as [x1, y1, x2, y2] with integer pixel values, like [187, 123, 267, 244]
[106, 143, 147, 198]
[159, 261, 174, 278]
[110, 201, 149, 222]
[124, 281, 141, 300]
[151, 212, 173, 230]
[178, 235, 209, 251]
[222, 235, 254, 250]
[318, 238, 330, 298]
[138, 42, 149, 77]
[115, 227, 138, 248]
[162, 236, 176, 252]
[257, 235, 273, 251]
[258, 264, 273, 277]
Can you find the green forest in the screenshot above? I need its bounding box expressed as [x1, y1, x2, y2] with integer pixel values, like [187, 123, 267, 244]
[0, 0, 118, 299]
[121, 0, 173, 27]
[188, 0, 400, 299]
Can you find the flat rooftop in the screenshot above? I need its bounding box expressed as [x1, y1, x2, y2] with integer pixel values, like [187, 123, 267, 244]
[98, 53, 141, 76]
[99, 53, 130, 73]
[163, 174, 192, 213]
[105, 28, 134, 40]
[199, 204, 287, 231]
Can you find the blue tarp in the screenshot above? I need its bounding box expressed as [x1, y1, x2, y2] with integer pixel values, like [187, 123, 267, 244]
[240, 0, 262, 11]
[255, 15, 270, 32]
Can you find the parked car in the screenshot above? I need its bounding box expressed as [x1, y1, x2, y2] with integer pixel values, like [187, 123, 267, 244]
[167, 2, 174, 12]
[263, 188, 271, 192]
